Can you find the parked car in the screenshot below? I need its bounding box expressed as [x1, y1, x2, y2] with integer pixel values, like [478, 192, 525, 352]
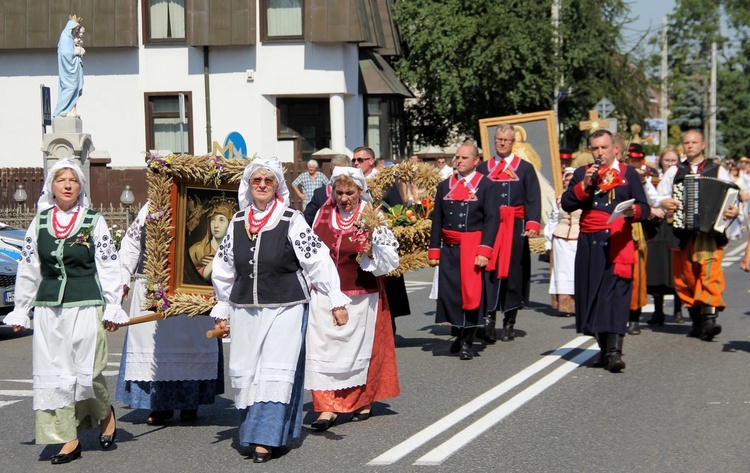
[0, 222, 24, 320]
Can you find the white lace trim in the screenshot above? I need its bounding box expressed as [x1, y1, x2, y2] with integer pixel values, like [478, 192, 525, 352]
[124, 359, 217, 382]
[210, 301, 231, 320]
[102, 305, 129, 324]
[232, 380, 293, 408]
[3, 309, 31, 329]
[33, 383, 95, 411]
[304, 368, 368, 391]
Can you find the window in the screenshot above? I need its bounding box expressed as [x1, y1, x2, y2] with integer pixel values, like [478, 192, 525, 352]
[263, 0, 303, 40]
[367, 99, 383, 159]
[145, 93, 193, 155]
[277, 98, 330, 162]
[143, 0, 186, 44]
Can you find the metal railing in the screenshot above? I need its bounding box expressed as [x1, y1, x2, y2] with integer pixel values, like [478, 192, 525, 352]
[0, 203, 142, 231]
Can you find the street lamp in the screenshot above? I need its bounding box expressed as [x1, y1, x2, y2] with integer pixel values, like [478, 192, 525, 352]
[13, 184, 27, 215]
[120, 185, 135, 228]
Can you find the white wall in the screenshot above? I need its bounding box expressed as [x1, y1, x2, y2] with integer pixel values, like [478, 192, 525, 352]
[0, 30, 364, 168]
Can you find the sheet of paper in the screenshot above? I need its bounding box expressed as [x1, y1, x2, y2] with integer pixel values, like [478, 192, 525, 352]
[606, 198, 635, 224]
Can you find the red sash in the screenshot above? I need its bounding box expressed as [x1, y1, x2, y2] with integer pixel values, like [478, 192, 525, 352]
[580, 209, 634, 279]
[442, 229, 483, 310]
[487, 205, 526, 278]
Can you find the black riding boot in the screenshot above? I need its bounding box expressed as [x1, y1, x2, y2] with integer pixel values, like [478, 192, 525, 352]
[687, 306, 703, 338]
[647, 295, 665, 326]
[477, 313, 497, 344]
[606, 333, 626, 373]
[459, 327, 476, 360]
[700, 310, 722, 341]
[592, 333, 608, 368]
[627, 309, 642, 335]
[499, 309, 517, 342]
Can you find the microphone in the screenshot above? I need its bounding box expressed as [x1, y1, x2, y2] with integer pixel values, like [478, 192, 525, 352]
[591, 157, 602, 187]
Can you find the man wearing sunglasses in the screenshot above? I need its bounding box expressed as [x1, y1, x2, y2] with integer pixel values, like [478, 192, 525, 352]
[353, 147, 378, 178]
[477, 124, 542, 344]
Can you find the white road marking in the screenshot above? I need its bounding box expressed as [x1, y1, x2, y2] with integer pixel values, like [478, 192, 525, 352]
[0, 379, 32, 383]
[404, 281, 433, 294]
[367, 336, 594, 465]
[0, 390, 33, 397]
[0, 400, 22, 408]
[102, 370, 119, 377]
[726, 242, 747, 257]
[414, 346, 599, 465]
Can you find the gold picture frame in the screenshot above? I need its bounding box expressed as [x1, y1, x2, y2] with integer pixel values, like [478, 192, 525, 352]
[478, 110, 563, 195]
[143, 154, 248, 317]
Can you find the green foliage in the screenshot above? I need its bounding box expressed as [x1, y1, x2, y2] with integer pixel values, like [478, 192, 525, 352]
[393, 0, 653, 149]
[659, 0, 750, 156]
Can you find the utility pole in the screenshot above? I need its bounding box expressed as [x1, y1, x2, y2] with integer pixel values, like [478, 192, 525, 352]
[551, 0, 563, 139]
[551, 0, 562, 137]
[709, 41, 717, 159]
[660, 17, 669, 148]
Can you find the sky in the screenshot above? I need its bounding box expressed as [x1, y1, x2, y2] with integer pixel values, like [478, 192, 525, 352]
[622, 0, 676, 49]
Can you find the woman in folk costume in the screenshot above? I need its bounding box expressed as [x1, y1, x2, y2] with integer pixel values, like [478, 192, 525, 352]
[5, 159, 127, 464]
[545, 167, 581, 317]
[306, 167, 400, 430]
[115, 202, 225, 425]
[210, 159, 349, 463]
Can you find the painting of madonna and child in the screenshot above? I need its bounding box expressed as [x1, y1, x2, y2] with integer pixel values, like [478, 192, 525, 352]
[175, 186, 239, 292]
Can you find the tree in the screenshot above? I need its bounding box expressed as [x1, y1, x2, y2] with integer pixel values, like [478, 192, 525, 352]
[393, 0, 653, 148]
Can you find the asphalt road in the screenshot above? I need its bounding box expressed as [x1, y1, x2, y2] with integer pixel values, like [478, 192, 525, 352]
[1, 239, 749, 472]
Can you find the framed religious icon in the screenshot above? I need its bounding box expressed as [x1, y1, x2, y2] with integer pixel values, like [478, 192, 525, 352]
[143, 153, 249, 316]
[478, 110, 563, 196]
[174, 186, 239, 292]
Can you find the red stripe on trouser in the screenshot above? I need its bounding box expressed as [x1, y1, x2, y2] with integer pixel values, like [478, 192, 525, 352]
[672, 243, 725, 310]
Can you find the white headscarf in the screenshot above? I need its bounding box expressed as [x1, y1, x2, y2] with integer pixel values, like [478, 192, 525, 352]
[238, 158, 289, 210]
[563, 167, 576, 177]
[37, 158, 90, 214]
[330, 167, 373, 203]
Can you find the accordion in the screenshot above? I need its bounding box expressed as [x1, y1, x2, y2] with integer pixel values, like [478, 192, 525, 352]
[672, 175, 739, 234]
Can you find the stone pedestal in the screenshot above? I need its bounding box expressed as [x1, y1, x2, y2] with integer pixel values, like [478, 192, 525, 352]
[42, 116, 94, 198]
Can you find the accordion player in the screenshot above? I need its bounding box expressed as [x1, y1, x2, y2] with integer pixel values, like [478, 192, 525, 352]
[672, 174, 739, 234]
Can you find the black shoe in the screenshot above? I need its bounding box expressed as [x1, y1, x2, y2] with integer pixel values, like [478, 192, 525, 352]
[180, 409, 198, 422]
[592, 351, 608, 368]
[627, 321, 641, 335]
[606, 333, 626, 373]
[478, 316, 497, 344]
[350, 408, 371, 422]
[99, 405, 117, 450]
[687, 308, 703, 337]
[673, 311, 685, 324]
[459, 347, 474, 360]
[499, 324, 515, 342]
[252, 447, 272, 463]
[51, 440, 81, 465]
[311, 414, 338, 431]
[608, 354, 626, 373]
[147, 409, 174, 426]
[700, 315, 722, 341]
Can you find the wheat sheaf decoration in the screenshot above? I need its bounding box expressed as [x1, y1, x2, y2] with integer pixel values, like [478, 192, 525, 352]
[366, 161, 441, 276]
[142, 152, 251, 317]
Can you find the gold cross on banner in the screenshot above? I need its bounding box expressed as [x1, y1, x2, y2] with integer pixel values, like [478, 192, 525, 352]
[579, 110, 611, 132]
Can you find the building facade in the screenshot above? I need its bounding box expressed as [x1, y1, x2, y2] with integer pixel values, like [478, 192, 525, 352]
[0, 0, 410, 177]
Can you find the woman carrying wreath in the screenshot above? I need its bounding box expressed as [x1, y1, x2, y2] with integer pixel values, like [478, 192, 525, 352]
[306, 167, 400, 430]
[210, 159, 349, 463]
[4, 159, 127, 464]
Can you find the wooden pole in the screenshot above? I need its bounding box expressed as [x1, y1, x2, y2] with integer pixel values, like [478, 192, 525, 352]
[121, 312, 166, 326]
[206, 327, 229, 338]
